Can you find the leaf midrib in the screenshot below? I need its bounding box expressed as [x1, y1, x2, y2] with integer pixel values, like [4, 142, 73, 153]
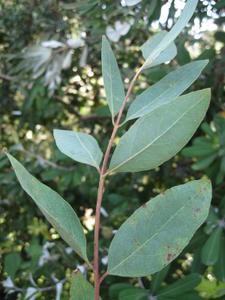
[110, 96, 204, 173]
[108, 206, 185, 273]
[108, 183, 207, 274]
[76, 134, 99, 168]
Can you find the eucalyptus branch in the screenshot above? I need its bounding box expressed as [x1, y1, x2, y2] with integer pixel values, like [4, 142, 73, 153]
[93, 66, 143, 299]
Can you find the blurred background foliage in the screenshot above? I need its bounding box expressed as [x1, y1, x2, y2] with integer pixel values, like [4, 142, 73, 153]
[0, 0, 225, 299]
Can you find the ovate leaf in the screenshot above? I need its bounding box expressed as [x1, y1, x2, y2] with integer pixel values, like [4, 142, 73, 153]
[108, 89, 210, 173]
[102, 36, 125, 117]
[201, 227, 222, 265]
[126, 60, 208, 121]
[157, 274, 201, 298]
[7, 153, 88, 262]
[141, 31, 177, 69]
[107, 179, 212, 277]
[54, 130, 103, 169]
[126, 60, 208, 120]
[70, 271, 99, 300]
[143, 0, 198, 69]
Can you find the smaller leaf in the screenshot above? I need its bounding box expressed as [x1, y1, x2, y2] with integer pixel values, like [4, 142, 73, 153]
[191, 153, 217, 170]
[70, 271, 100, 300]
[157, 274, 201, 298]
[143, 0, 198, 68]
[6, 153, 88, 262]
[102, 36, 125, 117]
[4, 253, 21, 280]
[151, 265, 170, 294]
[54, 129, 103, 169]
[201, 227, 223, 266]
[214, 237, 225, 281]
[141, 31, 177, 69]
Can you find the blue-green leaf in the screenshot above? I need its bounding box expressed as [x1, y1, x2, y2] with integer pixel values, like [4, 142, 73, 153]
[126, 60, 208, 121]
[141, 31, 177, 69]
[6, 153, 88, 262]
[54, 129, 103, 169]
[109, 89, 210, 174]
[102, 36, 125, 117]
[107, 179, 212, 277]
[143, 0, 198, 69]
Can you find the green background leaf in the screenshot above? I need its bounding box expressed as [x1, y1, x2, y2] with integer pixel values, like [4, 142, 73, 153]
[201, 227, 223, 265]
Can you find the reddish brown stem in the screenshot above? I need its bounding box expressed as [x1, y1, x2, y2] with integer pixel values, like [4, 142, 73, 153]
[94, 67, 142, 300]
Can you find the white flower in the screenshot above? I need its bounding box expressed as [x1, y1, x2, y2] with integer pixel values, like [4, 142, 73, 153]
[101, 256, 108, 265]
[41, 40, 65, 48]
[62, 50, 73, 69]
[79, 46, 88, 67]
[39, 242, 55, 266]
[115, 21, 131, 36]
[106, 26, 120, 42]
[67, 37, 85, 49]
[106, 20, 132, 42]
[123, 0, 142, 6]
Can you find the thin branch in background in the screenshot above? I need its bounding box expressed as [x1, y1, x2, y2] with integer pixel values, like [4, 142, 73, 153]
[21, 147, 76, 171]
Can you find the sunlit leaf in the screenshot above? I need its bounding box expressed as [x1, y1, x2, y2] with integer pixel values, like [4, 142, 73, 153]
[141, 31, 177, 69]
[143, 0, 198, 69]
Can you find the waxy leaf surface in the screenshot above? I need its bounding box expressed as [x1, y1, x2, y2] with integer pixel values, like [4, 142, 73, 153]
[126, 60, 208, 121]
[143, 0, 198, 69]
[102, 36, 125, 117]
[54, 129, 102, 169]
[141, 31, 177, 69]
[109, 89, 210, 173]
[7, 153, 88, 262]
[107, 179, 212, 277]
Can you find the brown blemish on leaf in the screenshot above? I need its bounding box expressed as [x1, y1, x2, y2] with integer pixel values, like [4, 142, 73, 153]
[142, 203, 147, 208]
[195, 208, 201, 213]
[134, 239, 140, 247]
[131, 218, 136, 225]
[167, 253, 172, 261]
